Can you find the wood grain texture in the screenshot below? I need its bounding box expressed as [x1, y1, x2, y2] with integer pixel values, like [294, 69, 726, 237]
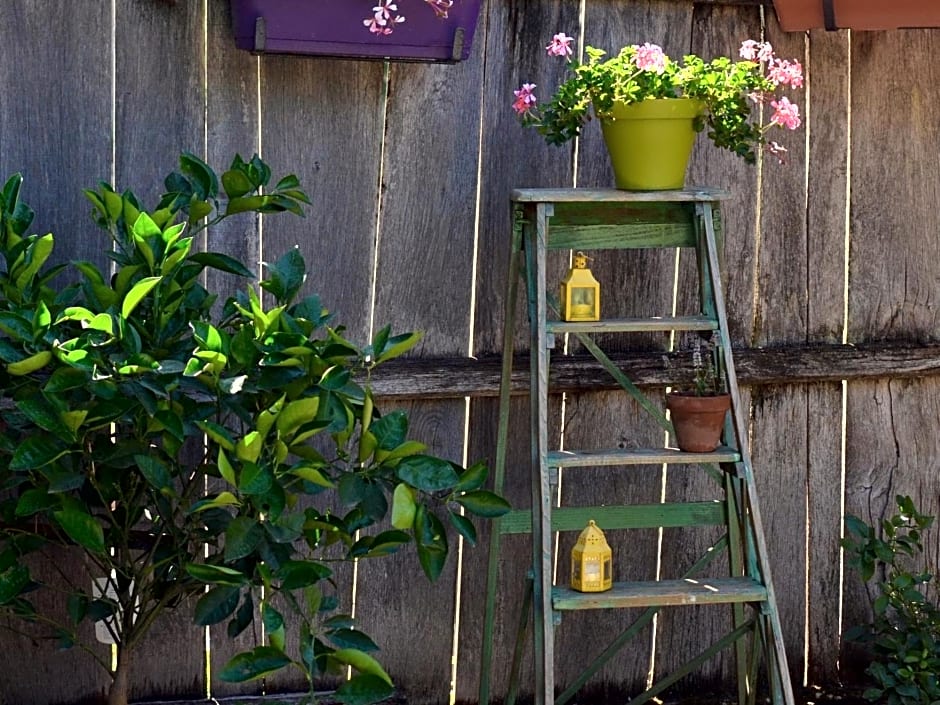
[259, 54, 384, 344]
[841, 27, 940, 686]
[745, 17, 812, 689]
[848, 29, 940, 343]
[803, 25, 850, 685]
[365, 341, 940, 399]
[113, 0, 207, 700]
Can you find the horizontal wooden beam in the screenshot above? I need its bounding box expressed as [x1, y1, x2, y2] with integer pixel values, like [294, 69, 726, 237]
[367, 341, 940, 400]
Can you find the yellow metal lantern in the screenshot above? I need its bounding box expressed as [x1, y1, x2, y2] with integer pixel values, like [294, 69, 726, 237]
[560, 251, 600, 321]
[570, 519, 613, 592]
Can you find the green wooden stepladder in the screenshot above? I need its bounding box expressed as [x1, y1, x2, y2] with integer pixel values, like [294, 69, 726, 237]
[478, 188, 795, 705]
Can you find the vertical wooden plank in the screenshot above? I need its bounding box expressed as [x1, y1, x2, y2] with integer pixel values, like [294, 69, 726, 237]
[803, 26, 850, 687]
[255, 48, 385, 697]
[843, 27, 940, 686]
[0, 2, 112, 703]
[457, 0, 579, 701]
[352, 25, 486, 698]
[259, 53, 384, 341]
[745, 16, 811, 690]
[656, 2, 763, 694]
[113, 1, 207, 700]
[0, 0, 113, 264]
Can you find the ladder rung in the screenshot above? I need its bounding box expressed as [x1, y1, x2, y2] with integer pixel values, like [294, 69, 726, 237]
[498, 501, 726, 535]
[548, 447, 741, 468]
[552, 577, 767, 610]
[547, 315, 718, 334]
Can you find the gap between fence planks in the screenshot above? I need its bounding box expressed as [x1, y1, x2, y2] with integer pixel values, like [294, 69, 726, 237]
[368, 342, 940, 399]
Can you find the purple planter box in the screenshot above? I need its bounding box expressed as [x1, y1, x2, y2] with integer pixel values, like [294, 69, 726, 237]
[230, 0, 482, 62]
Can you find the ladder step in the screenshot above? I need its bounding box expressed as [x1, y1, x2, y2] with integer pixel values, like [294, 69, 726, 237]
[552, 577, 767, 610]
[498, 501, 727, 535]
[547, 315, 718, 334]
[548, 447, 741, 468]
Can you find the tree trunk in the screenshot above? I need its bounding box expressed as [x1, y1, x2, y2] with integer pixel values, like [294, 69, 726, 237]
[108, 647, 131, 705]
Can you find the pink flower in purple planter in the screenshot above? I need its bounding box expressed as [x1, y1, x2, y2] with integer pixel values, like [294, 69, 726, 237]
[362, 0, 456, 35]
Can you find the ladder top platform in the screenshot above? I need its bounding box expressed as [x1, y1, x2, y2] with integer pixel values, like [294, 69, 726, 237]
[510, 187, 732, 204]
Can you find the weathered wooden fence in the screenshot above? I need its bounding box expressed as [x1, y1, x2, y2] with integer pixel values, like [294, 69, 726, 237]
[2, 0, 940, 703]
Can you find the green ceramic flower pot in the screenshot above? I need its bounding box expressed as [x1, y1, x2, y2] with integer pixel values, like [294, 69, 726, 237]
[599, 98, 703, 191]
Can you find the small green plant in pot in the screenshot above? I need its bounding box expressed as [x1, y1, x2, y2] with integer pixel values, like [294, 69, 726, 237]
[512, 35, 804, 189]
[665, 337, 730, 453]
[842, 495, 940, 705]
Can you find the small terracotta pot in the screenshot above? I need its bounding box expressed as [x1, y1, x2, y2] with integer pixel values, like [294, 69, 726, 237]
[666, 392, 731, 453]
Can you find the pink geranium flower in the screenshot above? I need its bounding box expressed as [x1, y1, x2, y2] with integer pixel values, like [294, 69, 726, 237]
[512, 83, 538, 117]
[767, 58, 804, 89]
[771, 97, 801, 130]
[546, 33, 575, 58]
[634, 43, 666, 74]
[362, 0, 453, 36]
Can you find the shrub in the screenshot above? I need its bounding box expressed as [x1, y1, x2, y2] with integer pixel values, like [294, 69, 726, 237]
[0, 154, 506, 705]
[842, 495, 940, 705]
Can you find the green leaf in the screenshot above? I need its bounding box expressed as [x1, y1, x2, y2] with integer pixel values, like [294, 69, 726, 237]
[224, 517, 264, 561]
[185, 563, 248, 586]
[14, 488, 58, 517]
[390, 483, 417, 530]
[374, 330, 422, 364]
[15, 397, 74, 442]
[0, 565, 30, 604]
[188, 252, 254, 278]
[194, 585, 241, 626]
[334, 673, 395, 705]
[275, 396, 320, 438]
[7, 350, 52, 376]
[135, 455, 172, 492]
[238, 464, 273, 495]
[276, 560, 332, 590]
[53, 509, 106, 554]
[44, 367, 90, 393]
[448, 512, 477, 546]
[222, 169, 254, 199]
[331, 648, 393, 686]
[188, 491, 240, 513]
[262, 602, 285, 651]
[454, 461, 488, 492]
[454, 490, 511, 518]
[217, 449, 237, 487]
[218, 645, 291, 683]
[260, 248, 306, 303]
[396, 455, 460, 492]
[328, 628, 379, 652]
[121, 276, 161, 319]
[414, 505, 447, 582]
[369, 411, 408, 451]
[197, 421, 236, 451]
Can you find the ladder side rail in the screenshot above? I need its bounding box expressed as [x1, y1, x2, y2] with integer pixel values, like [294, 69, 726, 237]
[479, 204, 527, 705]
[525, 202, 555, 705]
[700, 203, 795, 705]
